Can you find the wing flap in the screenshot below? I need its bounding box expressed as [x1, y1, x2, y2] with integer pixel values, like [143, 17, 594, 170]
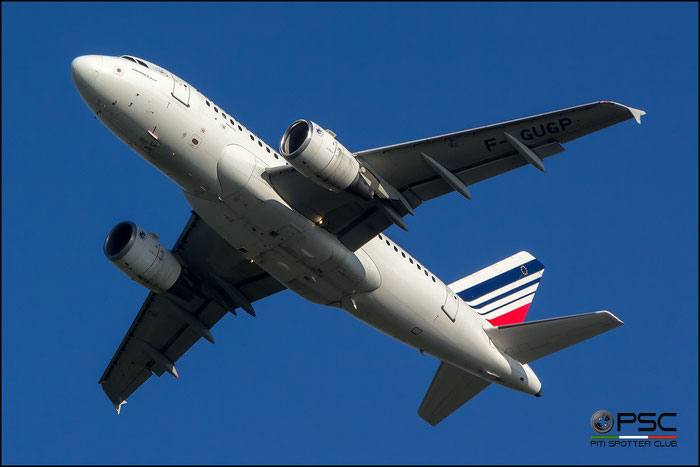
[418, 361, 491, 426]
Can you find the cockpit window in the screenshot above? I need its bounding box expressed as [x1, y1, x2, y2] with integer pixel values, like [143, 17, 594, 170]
[121, 56, 149, 68]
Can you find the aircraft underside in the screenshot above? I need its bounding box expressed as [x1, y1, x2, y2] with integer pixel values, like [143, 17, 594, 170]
[71, 54, 635, 424]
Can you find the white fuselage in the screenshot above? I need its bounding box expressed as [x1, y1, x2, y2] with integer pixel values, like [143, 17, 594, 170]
[72, 55, 541, 397]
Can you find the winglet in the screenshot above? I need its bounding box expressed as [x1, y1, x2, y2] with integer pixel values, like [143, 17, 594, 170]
[628, 106, 646, 124]
[115, 399, 127, 414]
[598, 309, 624, 326]
[602, 101, 646, 124]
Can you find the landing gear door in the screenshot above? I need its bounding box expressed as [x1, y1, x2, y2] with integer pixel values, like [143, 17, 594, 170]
[442, 286, 459, 322]
[172, 75, 190, 107]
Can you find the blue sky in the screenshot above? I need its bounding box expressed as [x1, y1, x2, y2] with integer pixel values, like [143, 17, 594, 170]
[2, 2, 697, 465]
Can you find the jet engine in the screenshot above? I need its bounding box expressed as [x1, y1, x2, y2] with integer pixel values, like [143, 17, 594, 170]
[104, 221, 191, 298]
[279, 119, 376, 199]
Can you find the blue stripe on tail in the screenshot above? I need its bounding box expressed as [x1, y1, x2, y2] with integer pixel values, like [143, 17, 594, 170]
[459, 277, 541, 309]
[459, 259, 545, 302]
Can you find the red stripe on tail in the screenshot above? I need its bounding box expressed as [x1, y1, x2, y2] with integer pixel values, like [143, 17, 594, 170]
[487, 304, 530, 326]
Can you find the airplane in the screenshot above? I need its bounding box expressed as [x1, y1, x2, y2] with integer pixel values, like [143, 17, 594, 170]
[71, 54, 644, 425]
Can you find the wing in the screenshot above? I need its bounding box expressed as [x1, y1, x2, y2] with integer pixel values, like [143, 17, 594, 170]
[99, 212, 286, 412]
[418, 361, 491, 426]
[268, 101, 645, 250]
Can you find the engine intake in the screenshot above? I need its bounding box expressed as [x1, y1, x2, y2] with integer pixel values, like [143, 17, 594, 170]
[280, 119, 374, 199]
[104, 221, 188, 296]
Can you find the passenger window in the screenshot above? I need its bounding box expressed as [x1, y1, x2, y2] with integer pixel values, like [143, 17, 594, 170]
[274, 154, 279, 159]
[424, 270, 428, 276]
[214, 107, 218, 113]
[409, 258, 413, 264]
[431, 276, 436, 282]
[401, 252, 406, 258]
[230, 119, 234, 125]
[266, 147, 270, 153]
[250, 135, 254, 140]
[393, 246, 398, 252]
[378, 234, 383, 240]
[417, 264, 422, 270]
[258, 141, 262, 147]
[238, 125, 242, 131]
[385, 240, 390, 246]
[206, 100, 210, 107]
[222, 113, 226, 118]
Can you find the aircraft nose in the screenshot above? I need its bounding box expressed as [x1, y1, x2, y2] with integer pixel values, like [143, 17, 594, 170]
[70, 55, 103, 90]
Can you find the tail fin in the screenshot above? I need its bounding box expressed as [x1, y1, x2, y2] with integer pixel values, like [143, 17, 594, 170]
[449, 251, 544, 326]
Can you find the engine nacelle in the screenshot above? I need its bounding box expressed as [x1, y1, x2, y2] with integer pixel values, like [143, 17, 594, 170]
[104, 221, 183, 294]
[280, 119, 374, 198]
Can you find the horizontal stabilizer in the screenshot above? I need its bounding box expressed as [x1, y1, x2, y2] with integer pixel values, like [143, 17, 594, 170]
[418, 362, 491, 426]
[484, 311, 623, 364]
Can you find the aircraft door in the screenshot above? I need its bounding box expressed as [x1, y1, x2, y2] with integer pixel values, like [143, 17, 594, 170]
[171, 75, 190, 106]
[442, 286, 459, 322]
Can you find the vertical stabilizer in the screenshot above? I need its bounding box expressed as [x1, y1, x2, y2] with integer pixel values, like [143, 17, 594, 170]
[450, 252, 544, 326]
